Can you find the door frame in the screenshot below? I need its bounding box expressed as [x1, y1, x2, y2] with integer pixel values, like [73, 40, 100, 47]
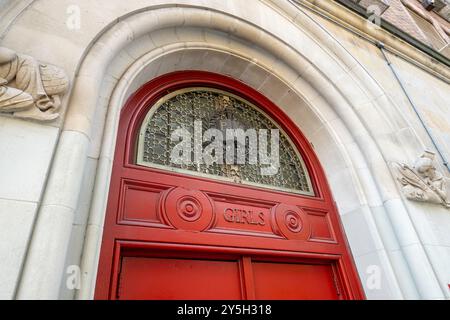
[94, 71, 365, 300]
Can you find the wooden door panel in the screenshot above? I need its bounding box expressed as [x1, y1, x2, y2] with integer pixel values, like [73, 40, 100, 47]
[252, 262, 339, 300]
[118, 182, 167, 226]
[118, 257, 243, 300]
[117, 253, 340, 300]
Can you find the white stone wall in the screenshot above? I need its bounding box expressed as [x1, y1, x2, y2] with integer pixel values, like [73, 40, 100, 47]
[0, 0, 448, 300]
[314, 11, 450, 298]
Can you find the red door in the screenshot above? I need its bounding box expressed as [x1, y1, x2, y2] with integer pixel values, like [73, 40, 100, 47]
[95, 71, 364, 300]
[117, 254, 340, 300]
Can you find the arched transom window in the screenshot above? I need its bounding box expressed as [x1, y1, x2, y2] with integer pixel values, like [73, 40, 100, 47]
[137, 88, 313, 195]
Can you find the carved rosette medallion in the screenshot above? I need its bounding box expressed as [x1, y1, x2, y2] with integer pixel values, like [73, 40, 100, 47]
[271, 204, 311, 240]
[284, 210, 303, 233]
[161, 187, 215, 231]
[177, 196, 202, 222]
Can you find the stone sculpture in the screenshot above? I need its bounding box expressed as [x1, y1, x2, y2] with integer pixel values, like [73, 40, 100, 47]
[0, 46, 69, 121]
[395, 151, 450, 208]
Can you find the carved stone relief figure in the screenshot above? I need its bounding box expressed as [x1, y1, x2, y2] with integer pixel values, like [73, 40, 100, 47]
[0, 46, 69, 121]
[394, 151, 450, 208]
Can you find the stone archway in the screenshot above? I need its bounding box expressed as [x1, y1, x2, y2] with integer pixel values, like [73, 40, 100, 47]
[14, 2, 444, 300]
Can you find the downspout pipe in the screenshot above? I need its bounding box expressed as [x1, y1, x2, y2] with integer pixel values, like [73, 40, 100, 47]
[376, 41, 450, 172]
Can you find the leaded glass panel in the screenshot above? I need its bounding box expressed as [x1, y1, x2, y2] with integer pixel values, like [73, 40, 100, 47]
[137, 88, 313, 195]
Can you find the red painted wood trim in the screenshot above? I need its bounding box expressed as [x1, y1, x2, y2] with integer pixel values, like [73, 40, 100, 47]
[94, 71, 365, 300]
[241, 256, 256, 299]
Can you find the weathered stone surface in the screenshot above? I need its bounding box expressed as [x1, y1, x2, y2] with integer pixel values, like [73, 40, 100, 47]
[0, 46, 69, 121]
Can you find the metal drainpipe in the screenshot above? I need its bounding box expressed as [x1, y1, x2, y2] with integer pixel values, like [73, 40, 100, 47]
[376, 41, 450, 172]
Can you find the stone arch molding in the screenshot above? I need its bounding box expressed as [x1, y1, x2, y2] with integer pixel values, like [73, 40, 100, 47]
[16, 2, 446, 300]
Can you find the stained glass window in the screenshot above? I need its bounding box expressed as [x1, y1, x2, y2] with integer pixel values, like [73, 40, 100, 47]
[136, 88, 313, 195]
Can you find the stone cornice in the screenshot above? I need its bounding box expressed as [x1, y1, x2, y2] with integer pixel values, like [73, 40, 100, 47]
[284, 0, 450, 82]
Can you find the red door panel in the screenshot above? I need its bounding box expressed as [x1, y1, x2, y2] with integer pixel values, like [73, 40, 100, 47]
[118, 257, 243, 300]
[95, 71, 365, 300]
[252, 262, 339, 300]
[117, 254, 340, 300]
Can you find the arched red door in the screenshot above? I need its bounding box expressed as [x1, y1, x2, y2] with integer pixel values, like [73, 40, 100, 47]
[95, 71, 364, 300]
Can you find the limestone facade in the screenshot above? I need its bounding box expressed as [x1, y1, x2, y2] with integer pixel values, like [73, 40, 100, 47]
[0, 0, 449, 300]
